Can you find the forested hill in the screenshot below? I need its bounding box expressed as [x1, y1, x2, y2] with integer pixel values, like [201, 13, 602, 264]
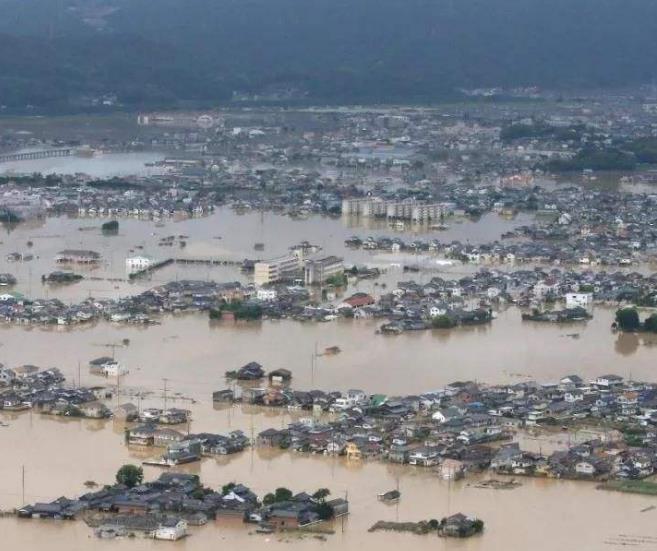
[1, 0, 657, 112]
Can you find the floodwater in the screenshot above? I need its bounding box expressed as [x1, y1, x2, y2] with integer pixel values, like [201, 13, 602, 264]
[0, 308, 654, 399]
[1, 207, 657, 550]
[0, 208, 532, 301]
[0, 151, 166, 178]
[2, 401, 657, 551]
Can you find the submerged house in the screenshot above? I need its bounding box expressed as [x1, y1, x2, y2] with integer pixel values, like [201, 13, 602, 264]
[440, 513, 483, 538]
[55, 249, 101, 264]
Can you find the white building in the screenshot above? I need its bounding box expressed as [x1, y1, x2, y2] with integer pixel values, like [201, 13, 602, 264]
[102, 361, 129, 377]
[429, 305, 448, 318]
[126, 255, 153, 272]
[341, 197, 450, 222]
[154, 518, 187, 541]
[594, 375, 624, 388]
[565, 292, 593, 309]
[254, 253, 303, 286]
[256, 288, 278, 301]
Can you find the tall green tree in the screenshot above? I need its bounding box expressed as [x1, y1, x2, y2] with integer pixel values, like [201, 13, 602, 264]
[116, 464, 144, 488]
[616, 307, 641, 332]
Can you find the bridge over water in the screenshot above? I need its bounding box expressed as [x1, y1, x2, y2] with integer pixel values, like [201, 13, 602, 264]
[0, 149, 73, 163]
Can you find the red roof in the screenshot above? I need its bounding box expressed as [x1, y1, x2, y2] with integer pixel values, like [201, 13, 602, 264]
[344, 294, 375, 308]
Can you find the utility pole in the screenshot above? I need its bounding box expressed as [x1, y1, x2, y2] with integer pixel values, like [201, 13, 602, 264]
[116, 372, 121, 408]
[311, 341, 319, 386]
[77, 360, 81, 389]
[21, 465, 25, 506]
[311, 352, 315, 385]
[163, 378, 169, 412]
[250, 412, 255, 474]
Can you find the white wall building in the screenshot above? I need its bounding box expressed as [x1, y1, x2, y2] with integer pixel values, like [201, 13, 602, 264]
[256, 288, 278, 301]
[126, 255, 153, 272]
[154, 519, 187, 541]
[254, 252, 303, 286]
[102, 361, 129, 377]
[565, 292, 593, 309]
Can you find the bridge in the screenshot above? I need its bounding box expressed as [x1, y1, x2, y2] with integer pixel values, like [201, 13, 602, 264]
[0, 149, 73, 164]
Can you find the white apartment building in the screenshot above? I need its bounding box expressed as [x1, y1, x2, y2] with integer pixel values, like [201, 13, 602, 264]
[254, 252, 303, 286]
[126, 255, 153, 272]
[342, 197, 450, 222]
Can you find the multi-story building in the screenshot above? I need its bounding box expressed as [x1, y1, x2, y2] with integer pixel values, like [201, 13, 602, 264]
[342, 197, 451, 222]
[304, 256, 344, 285]
[254, 253, 303, 286]
[126, 255, 153, 272]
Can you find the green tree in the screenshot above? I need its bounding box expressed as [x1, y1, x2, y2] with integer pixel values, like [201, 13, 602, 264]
[325, 274, 347, 287]
[263, 487, 294, 506]
[312, 488, 331, 502]
[615, 307, 641, 332]
[116, 464, 144, 488]
[315, 501, 334, 520]
[274, 487, 293, 502]
[432, 314, 456, 329]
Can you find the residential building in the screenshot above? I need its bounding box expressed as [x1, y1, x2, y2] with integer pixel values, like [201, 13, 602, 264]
[254, 253, 303, 286]
[565, 292, 593, 309]
[304, 256, 344, 285]
[126, 255, 153, 272]
[154, 518, 187, 540]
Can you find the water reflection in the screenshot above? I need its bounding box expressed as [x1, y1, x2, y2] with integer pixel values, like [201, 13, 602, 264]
[615, 332, 641, 356]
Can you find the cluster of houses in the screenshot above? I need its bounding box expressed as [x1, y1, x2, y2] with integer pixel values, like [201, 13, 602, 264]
[204, 373, 657, 482]
[343, 186, 657, 268]
[18, 472, 348, 538]
[0, 279, 311, 326]
[341, 267, 657, 333]
[0, 266, 656, 339]
[0, 181, 217, 222]
[0, 365, 112, 418]
[127, 426, 249, 466]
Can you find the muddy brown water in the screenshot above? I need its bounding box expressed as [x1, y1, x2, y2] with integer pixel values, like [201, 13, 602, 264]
[1, 209, 657, 549]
